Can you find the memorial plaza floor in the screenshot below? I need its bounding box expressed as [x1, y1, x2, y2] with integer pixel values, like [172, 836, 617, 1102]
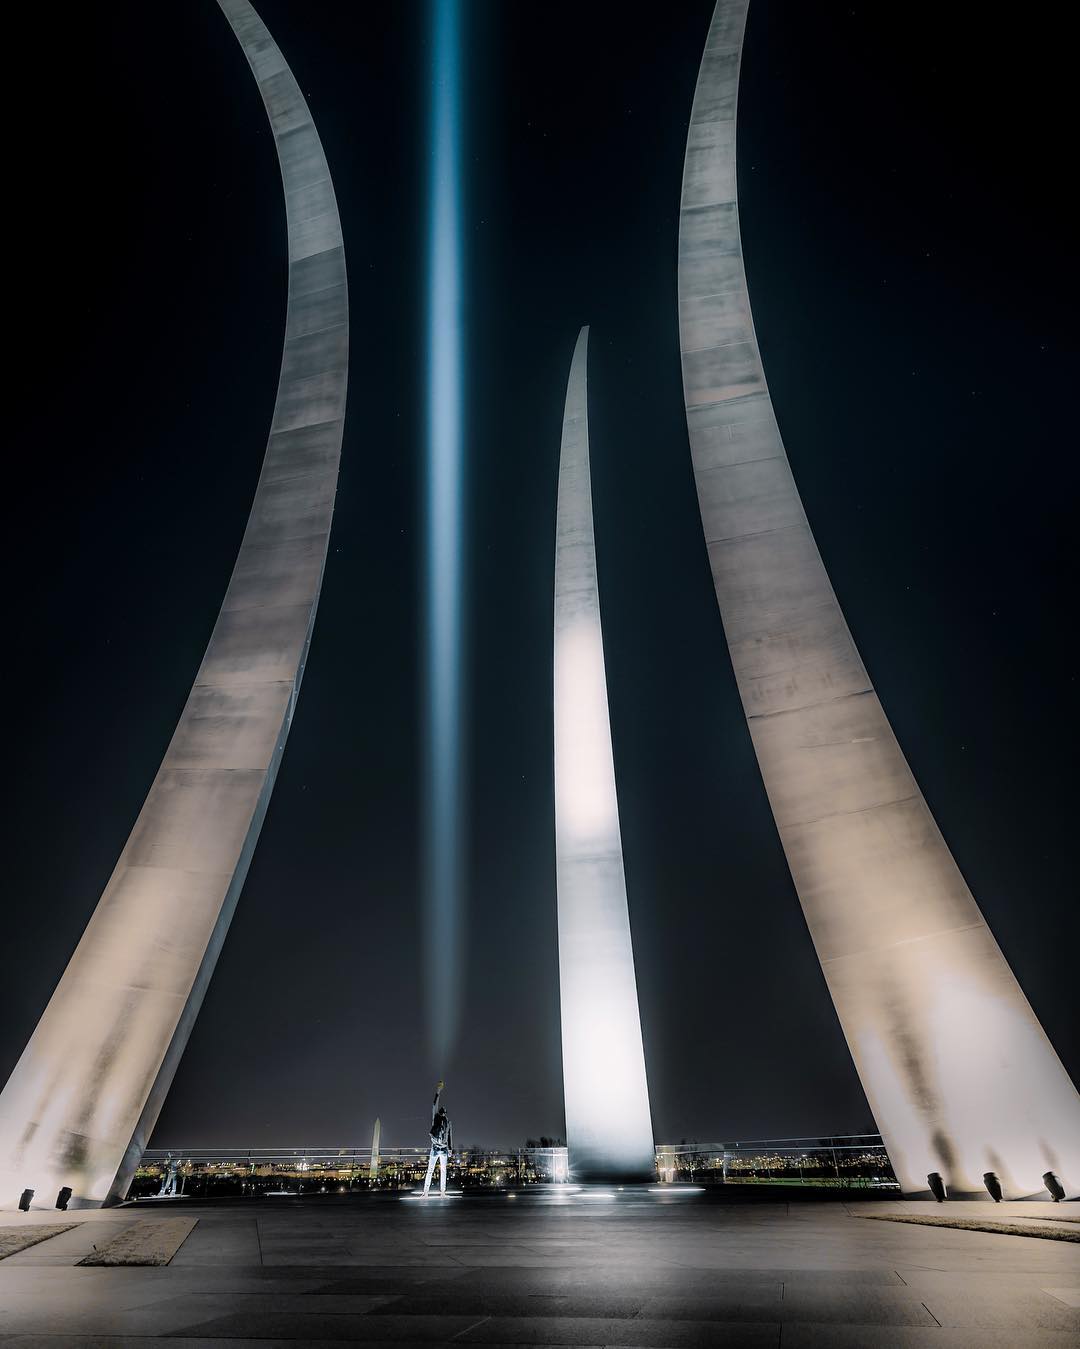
[1, 1190, 1077, 1347]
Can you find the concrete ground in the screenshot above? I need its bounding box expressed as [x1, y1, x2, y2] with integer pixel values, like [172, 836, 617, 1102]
[0, 1191, 1077, 1347]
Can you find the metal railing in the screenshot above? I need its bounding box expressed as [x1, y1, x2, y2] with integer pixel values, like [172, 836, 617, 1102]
[132, 1146, 569, 1197]
[655, 1135, 898, 1189]
[133, 1135, 895, 1196]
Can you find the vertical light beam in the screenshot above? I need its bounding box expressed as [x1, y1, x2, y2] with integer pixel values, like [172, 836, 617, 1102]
[424, 0, 465, 1066]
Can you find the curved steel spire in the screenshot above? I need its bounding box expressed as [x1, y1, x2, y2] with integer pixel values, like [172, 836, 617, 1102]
[678, 0, 1080, 1196]
[554, 327, 654, 1182]
[0, 0, 348, 1209]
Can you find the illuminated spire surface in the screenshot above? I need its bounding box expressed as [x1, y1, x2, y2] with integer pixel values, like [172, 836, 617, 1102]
[678, 0, 1080, 1197]
[0, 0, 349, 1210]
[554, 326, 655, 1183]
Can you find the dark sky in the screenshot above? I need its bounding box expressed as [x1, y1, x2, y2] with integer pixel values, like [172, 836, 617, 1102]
[5, 2, 1075, 1152]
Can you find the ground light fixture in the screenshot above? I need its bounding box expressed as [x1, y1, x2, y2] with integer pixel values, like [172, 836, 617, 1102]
[1043, 1171, 1066, 1201]
[927, 1172, 946, 1202]
[982, 1171, 1003, 1201]
[55, 1187, 72, 1210]
[18, 1189, 33, 1211]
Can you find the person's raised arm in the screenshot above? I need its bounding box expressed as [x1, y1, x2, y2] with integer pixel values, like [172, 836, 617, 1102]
[431, 1080, 444, 1125]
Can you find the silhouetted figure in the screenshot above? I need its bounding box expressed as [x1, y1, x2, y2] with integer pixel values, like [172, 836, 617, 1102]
[158, 1154, 179, 1197]
[423, 1081, 453, 1197]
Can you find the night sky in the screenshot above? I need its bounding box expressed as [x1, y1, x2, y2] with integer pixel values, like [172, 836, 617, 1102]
[5, 2, 1075, 1152]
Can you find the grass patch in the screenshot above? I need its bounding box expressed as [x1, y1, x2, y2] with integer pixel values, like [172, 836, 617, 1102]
[78, 1216, 197, 1266]
[0, 1224, 80, 1260]
[860, 1213, 1079, 1242]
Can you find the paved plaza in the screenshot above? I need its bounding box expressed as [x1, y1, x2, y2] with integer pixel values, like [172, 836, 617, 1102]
[0, 1191, 1077, 1346]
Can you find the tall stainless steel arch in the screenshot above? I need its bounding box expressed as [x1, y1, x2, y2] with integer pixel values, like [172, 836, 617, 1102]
[678, 0, 1080, 1196]
[0, 0, 348, 1210]
[554, 326, 655, 1183]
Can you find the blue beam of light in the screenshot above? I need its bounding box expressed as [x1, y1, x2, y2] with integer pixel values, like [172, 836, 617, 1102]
[424, 0, 465, 1070]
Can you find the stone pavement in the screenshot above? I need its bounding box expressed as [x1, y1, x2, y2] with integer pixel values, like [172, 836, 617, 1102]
[0, 1191, 1077, 1346]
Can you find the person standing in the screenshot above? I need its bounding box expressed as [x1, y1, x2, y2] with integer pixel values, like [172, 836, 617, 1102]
[158, 1154, 179, 1197]
[422, 1080, 453, 1197]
